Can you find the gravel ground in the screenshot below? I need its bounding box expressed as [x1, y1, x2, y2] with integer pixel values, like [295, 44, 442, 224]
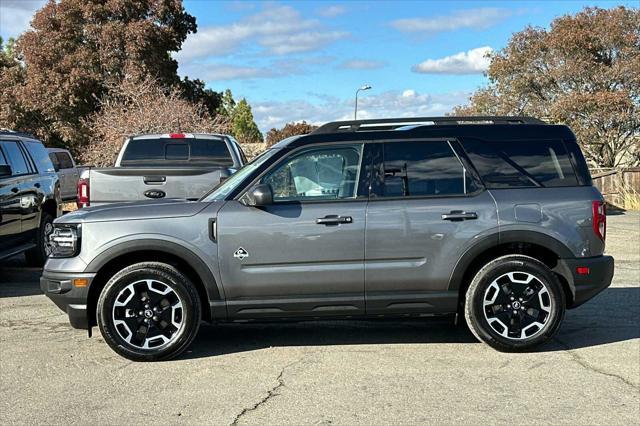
[0, 213, 638, 425]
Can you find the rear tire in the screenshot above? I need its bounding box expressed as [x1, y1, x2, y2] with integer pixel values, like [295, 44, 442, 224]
[464, 255, 565, 352]
[25, 213, 54, 266]
[97, 262, 201, 362]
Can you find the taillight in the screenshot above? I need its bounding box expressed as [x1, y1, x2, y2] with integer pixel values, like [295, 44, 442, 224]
[77, 178, 90, 208]
[592, 200, 606, 241]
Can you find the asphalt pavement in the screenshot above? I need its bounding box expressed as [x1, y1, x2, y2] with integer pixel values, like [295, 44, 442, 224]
[0, 213, 638, 425]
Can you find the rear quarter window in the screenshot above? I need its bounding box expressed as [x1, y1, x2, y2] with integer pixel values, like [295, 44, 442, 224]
[121, 138, 233, 167]
[23, 141, 55, 173]
[461, 139, 579, 188]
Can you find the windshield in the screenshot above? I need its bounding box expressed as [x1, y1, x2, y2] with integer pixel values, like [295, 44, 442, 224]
[202, 148, 280, 201]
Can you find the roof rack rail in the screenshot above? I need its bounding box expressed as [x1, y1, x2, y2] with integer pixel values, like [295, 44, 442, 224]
[311, 116, 545, 134]
[0, 128, 39, 139]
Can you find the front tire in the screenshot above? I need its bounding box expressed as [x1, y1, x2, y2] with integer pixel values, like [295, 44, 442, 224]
[464, 255, 565, 352]
[25, 213, 54, 266]
[97, 262, 201, 361]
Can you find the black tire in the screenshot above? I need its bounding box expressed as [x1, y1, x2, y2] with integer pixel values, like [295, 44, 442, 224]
[25, 213, 54, 266]
[464, 255, 565, 352]
[97, 262, 201, 362]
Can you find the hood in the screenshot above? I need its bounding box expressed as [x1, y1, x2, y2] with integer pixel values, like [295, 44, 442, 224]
[56, 199, 211, 224]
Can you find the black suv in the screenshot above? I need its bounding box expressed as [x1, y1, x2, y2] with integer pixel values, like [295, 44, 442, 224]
[1, 130, 62, 265]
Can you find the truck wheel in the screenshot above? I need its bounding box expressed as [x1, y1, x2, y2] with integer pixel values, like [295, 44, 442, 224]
[97, 262, 201, 362]
[464, 255, 565, 352]
[25, 213, 54, 266]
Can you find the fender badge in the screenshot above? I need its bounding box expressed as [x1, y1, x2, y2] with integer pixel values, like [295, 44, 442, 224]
[233, 247, 249, 260]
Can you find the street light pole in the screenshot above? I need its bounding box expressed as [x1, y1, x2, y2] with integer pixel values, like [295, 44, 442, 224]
[354, 85, 371, 119]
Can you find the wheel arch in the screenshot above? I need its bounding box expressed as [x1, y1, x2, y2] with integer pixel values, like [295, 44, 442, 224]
[85, 239, 225, 327]
[449, 230, 575, 307]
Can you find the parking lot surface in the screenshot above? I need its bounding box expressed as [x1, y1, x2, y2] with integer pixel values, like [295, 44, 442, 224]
[1, 213, 638, 425]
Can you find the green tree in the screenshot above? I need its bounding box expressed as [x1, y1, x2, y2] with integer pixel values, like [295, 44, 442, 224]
[453, 6, 640, 168]
[218, 89, 237, 117]
[231, 98, 263, 144]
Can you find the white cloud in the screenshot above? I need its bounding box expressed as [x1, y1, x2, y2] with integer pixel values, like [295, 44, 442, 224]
[318, 5, 347, 18]
[0, 0, 45, 38]
[338, 59, 386, 70]
[252, 90, 471, 132]
[412, 46, 493, 75]
[391, 8, 510, 33]
[176, 4, 348, 61]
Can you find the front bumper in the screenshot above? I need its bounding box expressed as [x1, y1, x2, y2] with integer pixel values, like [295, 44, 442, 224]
[555, 255, 614, 308]
[40, 270, 96, 329]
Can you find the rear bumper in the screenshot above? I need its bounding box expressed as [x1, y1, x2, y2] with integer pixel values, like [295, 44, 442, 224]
[40, 270, 95, 329]
[556, 255, 614, 308]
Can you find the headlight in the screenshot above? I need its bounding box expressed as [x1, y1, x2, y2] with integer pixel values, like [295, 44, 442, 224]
[49, 224, 82, 258]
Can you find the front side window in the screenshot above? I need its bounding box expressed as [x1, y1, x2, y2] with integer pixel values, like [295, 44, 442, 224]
[263, 144, 363, 202]
[382, 141, 477, 197]
[0, 141, 30, 175]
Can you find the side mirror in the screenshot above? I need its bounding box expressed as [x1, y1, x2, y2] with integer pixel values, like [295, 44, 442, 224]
[246, 183, 273, 207]
[0, 164, 12, 177]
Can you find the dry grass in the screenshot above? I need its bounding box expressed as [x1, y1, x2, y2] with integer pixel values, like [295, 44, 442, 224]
[619, 184, 640, 211]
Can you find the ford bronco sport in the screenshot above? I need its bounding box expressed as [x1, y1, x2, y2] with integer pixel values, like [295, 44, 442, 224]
[41, 117, 614, 361]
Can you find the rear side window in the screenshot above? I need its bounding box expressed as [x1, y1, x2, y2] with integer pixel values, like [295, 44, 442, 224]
[49, 152, 61, 170]
[462, 139, 578, 188]
[382, 141, 478, 197]
[120, 138, 233, 167]
[24, 141, 55, 173]
[0, 141, 30, 175]
[55, 152, 74, 169]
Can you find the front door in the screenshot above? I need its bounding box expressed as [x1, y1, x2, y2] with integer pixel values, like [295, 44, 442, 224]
[365, 140, 498, 315]
[0, 141, 32, 248]
[217, 143, 369, 319]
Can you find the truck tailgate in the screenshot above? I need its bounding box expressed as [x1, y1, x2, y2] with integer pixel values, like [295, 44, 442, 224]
[88, 167, 228, 205]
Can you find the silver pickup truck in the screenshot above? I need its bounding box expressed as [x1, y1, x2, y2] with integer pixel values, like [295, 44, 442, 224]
[77, 133, 246, 207]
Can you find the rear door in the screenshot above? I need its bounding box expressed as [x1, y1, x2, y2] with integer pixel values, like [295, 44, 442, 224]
[56, 151, 77, 200]
[217, 142, 371, 318]
[364, 139, 499, 315]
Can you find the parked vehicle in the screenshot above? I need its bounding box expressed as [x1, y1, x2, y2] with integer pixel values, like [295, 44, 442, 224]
[41, 117, 614, 361]
[1, 130, 62, 265]
[77, 133, 246, 208]
[47, 148, 84, 202]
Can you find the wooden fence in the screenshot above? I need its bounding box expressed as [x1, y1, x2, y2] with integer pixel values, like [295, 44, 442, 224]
[591, 168, 640, 206]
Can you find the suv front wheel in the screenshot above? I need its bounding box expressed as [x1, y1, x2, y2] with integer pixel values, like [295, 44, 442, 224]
[464, 255, 566, 352]
[97, 262, 201, 361]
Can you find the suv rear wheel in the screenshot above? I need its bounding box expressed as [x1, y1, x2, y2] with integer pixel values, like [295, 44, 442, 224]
[97, 262, 201, 361]
[464, 255, 565, 351]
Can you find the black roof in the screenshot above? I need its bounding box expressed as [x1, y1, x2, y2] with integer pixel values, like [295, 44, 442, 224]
[278, 116, 575, 149]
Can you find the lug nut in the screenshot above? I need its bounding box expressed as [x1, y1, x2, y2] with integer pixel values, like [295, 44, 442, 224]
[513, 311, 518, 315]
[138, 310, 143, 316]
[144, 304, 150, 309]
[152, 316, 159, 321]
[141, 297, 147, 302]
[144, 318, 149, 323]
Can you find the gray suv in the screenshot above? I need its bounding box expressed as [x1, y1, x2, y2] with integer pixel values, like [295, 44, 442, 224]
[41, 117, 614, 361]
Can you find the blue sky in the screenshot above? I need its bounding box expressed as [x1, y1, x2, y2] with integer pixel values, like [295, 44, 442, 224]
[0, 0, 635, 132]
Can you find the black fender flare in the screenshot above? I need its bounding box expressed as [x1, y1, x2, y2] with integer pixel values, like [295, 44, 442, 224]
[85, 239, 223, 302]
[448, 230, 574, 291]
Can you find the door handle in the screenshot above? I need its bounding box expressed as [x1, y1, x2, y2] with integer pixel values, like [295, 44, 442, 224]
[34, 182, 41, 188]
[316, 215, 353, 225]
[143, 176, 166, 184]
[441, 211, 478, 221]
[11, 187, 19, 193]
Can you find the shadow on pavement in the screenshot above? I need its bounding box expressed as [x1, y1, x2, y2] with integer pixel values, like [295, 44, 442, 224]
[183, 287, 639, 359]
[0, 255, 43, 298]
